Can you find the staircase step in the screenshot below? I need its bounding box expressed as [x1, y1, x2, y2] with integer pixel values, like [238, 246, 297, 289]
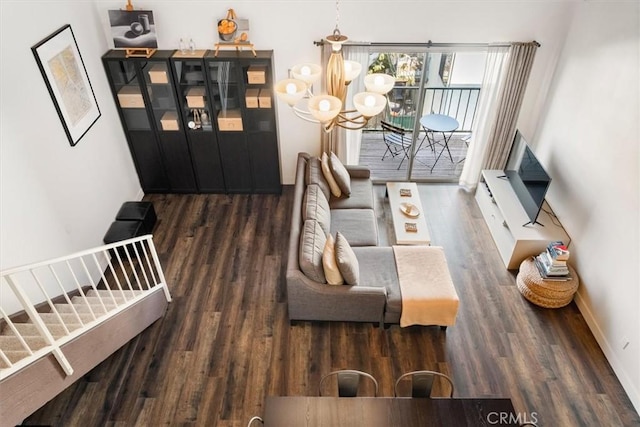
[87, 289, 144, 299]
[71, 295, 127, 306]
[54, 303, 116, 314]
[1, 350, 32, 365]
[0, 335, 48, 352]
[32, 312, 96, 325]
[7, 323, 68, 339]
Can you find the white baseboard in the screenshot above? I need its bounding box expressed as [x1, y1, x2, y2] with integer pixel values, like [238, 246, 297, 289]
[135, 188, 145, 201]
[574, 291, 640, 414]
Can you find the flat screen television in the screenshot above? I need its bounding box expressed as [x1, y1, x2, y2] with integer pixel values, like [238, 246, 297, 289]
[503, 130, 551, 226]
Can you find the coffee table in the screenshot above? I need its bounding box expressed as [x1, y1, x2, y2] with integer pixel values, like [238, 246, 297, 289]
[386, 182, 430, 245]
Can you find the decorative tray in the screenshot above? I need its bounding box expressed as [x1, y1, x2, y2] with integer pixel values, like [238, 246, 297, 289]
[400, 202, 420, 218]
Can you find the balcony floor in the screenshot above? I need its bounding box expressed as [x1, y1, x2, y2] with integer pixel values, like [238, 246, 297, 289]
[359, 130, 470, 182]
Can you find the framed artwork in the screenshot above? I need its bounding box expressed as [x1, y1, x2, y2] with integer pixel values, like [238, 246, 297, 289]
[217, 9, 250, 44]
[108, 10, 158, 49]
[31, 25, 101, 147]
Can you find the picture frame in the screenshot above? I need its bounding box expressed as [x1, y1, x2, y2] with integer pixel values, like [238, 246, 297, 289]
[31, 25, 100, 147]
[217, 9, 250, 44]
[108, 10, 158, 49]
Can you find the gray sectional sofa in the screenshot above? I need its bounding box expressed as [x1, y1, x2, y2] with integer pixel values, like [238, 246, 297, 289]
[286, 152, 402, 325]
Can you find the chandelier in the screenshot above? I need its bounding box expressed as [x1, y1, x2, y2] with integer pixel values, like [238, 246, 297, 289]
[274, 1, 395, 133]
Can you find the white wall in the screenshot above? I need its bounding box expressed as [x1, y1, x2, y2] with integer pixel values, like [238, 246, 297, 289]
[450, 52, 487, 86]
[0, 2, 142, 308]
[534, 1, 640, 411]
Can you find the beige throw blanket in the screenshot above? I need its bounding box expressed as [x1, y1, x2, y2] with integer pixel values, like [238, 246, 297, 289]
[393, 246, 459, 327]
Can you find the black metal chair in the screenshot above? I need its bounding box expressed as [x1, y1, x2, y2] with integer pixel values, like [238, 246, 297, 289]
[394, 370, 455, 398]
[319, 369, 379, 397]
[381, 121, 412, 169]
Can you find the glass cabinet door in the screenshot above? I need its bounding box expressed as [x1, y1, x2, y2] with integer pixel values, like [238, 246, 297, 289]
[171, 52, 213, 132]
[206, 60, 243, 131]
[105, 60, 151, 131]
[140, 60, 181, 132]
[240, 58, 274, 133]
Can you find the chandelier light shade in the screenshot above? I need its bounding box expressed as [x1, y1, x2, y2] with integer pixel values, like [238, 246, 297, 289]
[274, 1, 395, 132]
[274, 79, 307, 106]
[364, 73, 396, 94]
[308, 95, 342, 123]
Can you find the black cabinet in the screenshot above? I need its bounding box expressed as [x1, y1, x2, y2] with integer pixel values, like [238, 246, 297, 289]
[205, 50, 281, 194]
[102, 50, 196, 193]
[170, 50, 226, 193]
[103, 49, 281, 194]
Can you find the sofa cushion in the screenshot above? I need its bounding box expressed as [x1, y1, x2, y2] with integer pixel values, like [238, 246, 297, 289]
[305, 156, 331, 201]
[321, 152, 342, 197]
[322, 234, 344, 285]
[352, 247, 402, 319]
[335, 232, 359, 285]
[331, 209, 379, 247]
[299, 220, 327, 283]
[329, 178, 374, 210]
[302, 184, 331, 235]
[329, 152, 351, 196]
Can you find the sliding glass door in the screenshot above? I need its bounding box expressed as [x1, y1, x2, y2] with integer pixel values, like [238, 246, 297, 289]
[348, 45, 486, 182]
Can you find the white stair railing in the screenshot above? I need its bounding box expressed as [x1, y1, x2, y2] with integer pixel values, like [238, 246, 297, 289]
[0, 235, 171, 380]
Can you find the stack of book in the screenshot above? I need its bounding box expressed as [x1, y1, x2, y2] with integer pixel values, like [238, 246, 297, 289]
[533, 241, 572, 281]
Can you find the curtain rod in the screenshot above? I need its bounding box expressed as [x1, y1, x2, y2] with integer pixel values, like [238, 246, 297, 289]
[313, 40, 540, 48]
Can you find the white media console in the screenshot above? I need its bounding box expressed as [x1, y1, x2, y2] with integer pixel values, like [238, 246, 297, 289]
[475, 170, 569, 269]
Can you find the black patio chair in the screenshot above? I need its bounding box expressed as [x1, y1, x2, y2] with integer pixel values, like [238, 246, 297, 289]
[381, 121, 412, 169]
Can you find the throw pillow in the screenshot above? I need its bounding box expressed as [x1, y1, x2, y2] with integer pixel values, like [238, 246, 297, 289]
[302, 184, 331, 235]
[299, 220, 327, 283]
[321, 152, 342, 197]
[334, 232, 359, 285]
[329, 152, 351, 196]
[322, 234, 344, 285]
[304, 156, 331, 201]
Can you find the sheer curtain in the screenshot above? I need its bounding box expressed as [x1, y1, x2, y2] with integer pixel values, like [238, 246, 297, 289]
[483, 42, 539, 169]
[334, 45, 370, 164]
[459, 42, 538, 189]
[458, 45, 509, 190]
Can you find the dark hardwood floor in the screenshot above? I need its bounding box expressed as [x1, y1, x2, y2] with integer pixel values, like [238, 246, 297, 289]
[25, 185, 639, 426]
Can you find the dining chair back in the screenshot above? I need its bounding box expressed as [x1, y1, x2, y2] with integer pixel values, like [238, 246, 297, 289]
[319, 369, 379, 397]
[381, 120, 412, 170]
[246, 415, 263, 426]
[394, 370, 455, 398]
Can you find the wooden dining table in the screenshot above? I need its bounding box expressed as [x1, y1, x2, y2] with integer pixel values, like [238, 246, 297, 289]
[263, 396, 520, 426]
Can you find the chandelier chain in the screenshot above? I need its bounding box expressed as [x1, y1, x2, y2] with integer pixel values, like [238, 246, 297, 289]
[334, 0, 340, 33]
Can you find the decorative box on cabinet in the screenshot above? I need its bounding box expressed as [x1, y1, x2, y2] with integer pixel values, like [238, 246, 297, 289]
[148, 64, 169, 83]
[475, 170, 569, 269]
[117, 86, 145, 108]
[258, 89, 272, 108]
[245, 88, 260, 108]
[247, 66, 266, 84]
[217, 109, 243, 131]
[160, 111, 179, 130]
[186, 87, 206, 108]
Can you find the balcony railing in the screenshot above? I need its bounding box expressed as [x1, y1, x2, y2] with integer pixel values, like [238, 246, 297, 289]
[368, 85, 481, 133]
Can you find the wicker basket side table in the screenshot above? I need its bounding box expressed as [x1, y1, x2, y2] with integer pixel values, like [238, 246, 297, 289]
[516, 257, 579, 308]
